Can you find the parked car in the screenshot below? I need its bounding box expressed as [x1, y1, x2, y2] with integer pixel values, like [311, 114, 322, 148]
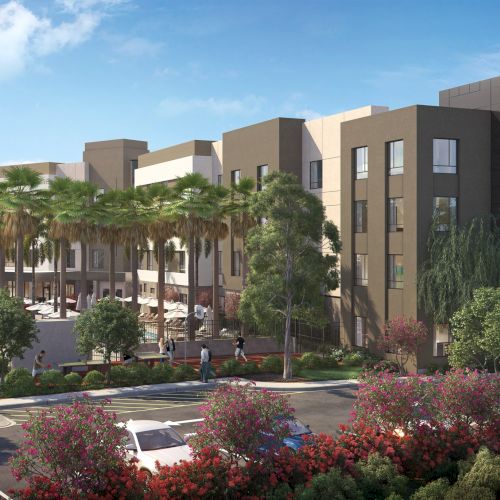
[259, 418, 314, 453]
[121, 420, 192, 475]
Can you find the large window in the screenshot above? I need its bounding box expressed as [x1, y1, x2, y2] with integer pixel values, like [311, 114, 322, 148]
[231, 251, 241, 276]
[354, 200, 367, 233]
[354, 316, 367, 347]
[231, 169, 241, 185]
[433, 197, 457, 231]
[91, 249, 104, 270]
[433, 139, 457, 174]
[354, 254, 368, 286]
[257, 164, 268, 191]
[388, 140, 404, 175]
[388, 198, 404, 232]
[433, 324, 451, 357]
[309, 160, 323, 189]
[355, 146, 368, 179]
[66, 249, 75, 268]
[388, 254, 404, 289]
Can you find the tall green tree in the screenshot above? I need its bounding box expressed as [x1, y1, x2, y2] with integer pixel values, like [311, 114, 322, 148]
[417, 215, 500, 324]
[239, 172, 341, 380]
[74, 298, 144, 383]
[0, 290, 38, 382]
[0, 167, 46, 298]
[448, 287, 500, 373]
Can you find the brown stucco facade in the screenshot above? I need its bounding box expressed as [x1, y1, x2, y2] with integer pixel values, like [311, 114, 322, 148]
[340, 105, 492, 370]
[138, 140, 213, 168]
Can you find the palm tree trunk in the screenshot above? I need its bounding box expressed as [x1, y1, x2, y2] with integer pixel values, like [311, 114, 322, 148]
[212, 239, 219, 337]
[31, 240, 36, 305]
[59, 239, 67, 319]
[16, 235, 24, 298]
[157, 240, 165, 342]
[53, 254, 58, 314]
[131, 243, 139, 312]
[0, 248, 6, 290]
[188, 235, 195, 340]
[80, 241, 88, 310]
[109, 241, 116, 299]
[242, 234, 248, 288]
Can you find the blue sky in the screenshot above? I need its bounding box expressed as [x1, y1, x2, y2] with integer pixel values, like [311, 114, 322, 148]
[1, 0, 500, 164]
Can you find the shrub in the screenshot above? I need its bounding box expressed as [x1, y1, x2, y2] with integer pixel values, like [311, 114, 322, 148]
[300, 352, 324, 369]
[40, 369, 66, 389]
[150, 363, 174, 383]
[331, 346, 348, 361]
[4, 368, 36, 397]
[342, 351, 365, 366]
[260, 355, 283, 374]
[296, 467, 362, 500]
[172, 363, 198, 381]
[5, 367, 32, 385]
[63, 372, 82, 390]
[109, 365, 133, 386]
[363, 359, 400, 373]
[127, 362, 151, 385]
[82, 370, 105, 389]
[411, 478, 450, 500]
[241, 360, 260, 375]
[292, 357, 303, 375]
[219, 359, 246, 377]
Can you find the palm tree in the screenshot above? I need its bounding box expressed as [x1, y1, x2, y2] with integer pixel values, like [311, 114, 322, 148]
[49, 180, 98, 312]
[204, 184, 231, 336]
[146, 184, 176, 341]
[169, 173, 212, 340]
[24, 226, 52, 304]
[0, 167, 46, 298]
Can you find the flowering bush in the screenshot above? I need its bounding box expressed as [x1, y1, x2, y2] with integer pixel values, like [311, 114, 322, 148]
[189, 380, 293, 462]
[378, 316, 427, 373]
[9, 396, 129, 495]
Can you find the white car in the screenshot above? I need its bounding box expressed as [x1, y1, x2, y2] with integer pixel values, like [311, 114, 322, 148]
[122, 420, 193, 475]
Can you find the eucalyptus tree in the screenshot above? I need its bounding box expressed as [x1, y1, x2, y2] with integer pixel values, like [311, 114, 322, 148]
[146, 184, 176, 341]
[0, 167, 46, 298]
[169, 173, 213, 340]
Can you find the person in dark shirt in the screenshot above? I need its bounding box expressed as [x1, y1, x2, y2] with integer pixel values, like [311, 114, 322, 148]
[234, 336, 247, 362]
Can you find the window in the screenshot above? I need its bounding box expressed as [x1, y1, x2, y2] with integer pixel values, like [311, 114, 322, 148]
[231, 169, 241, 185]
[433, 324, 451, 356]
[177, 251, 186, 273]
[354, 200, 367, 233]
[433, 197, 457, 231]
[91, 249, 104, 270]
[130, 159, 138, 185]
[354, 317, 367, 347]
[257, 164, 268, 191]
[388, 140, 404, 175]
[218, 250, 222, 275]
[388, 198, 404, 232]
[388, 255, 404, 289]
[179, 293, 187, 304]
[231, 250, 241, 276]
[355, 147, 368, 179]
[354, 254, 368, 286]
[433, 139, 457, 174]
[146, 250, 153, 271]
[309, 160, 323, 189]
[66, 249, 75, 268]
[150, 287, 155, 294]
[217, 174, 222, 186]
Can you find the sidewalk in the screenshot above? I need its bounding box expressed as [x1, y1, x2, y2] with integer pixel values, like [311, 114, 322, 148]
[0, 378, 358, 410]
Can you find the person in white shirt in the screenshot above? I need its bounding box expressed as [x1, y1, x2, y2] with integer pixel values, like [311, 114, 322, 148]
[200, 344, 210, 383]
[158, 338, 167, 363]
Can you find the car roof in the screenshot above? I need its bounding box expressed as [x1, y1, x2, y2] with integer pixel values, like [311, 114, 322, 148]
[125, 420, 171, 433]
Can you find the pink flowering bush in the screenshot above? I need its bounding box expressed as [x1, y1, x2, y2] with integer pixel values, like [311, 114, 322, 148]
[188, 380, 293, 462]
[9, 396, 129, 495]
[378, 316, 428, 373]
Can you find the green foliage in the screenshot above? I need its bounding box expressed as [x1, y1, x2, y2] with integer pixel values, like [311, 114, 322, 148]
[0, 290, 38, 382]
[411, 478, 450, 500]
[3, 368, 36, 397]
[296, 467, 362, 500]
[265, 482, 293, 500]
[448, 287, 500, 371]
[64, 372, 82, 389]
[355, 453, 409, 499]
[172, 363, 198, 381]
[109, 365, 133, 386]
[291, 357, 303, 375]
[417, 215, 500, 324]
[260, 355, 283, 374]
[127, 363, 151, 385]
[40, 369, 66, 388]
[342, 351, 365, 367]
[74, 298, 145, 383]
[300, 352, 324, 369]
[150, 363, 174, 383]
[241, 360, 260, 375]
[82, 370, 105, 389]
[219, 359, 246, 377]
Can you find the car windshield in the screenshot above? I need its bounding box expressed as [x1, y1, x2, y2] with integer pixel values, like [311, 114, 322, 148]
[287, 419, 311, 436]
[136, 427, 186, 451]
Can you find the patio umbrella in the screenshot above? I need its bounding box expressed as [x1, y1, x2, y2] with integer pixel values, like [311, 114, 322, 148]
[205, 305, 213, 322]
[26, 303, 44, 311]
[165, 301, 188, 312]
[76, 293, 81, 311]
[86, 294, 92, 308]
[47, 310, 80, 318]
[91, 294, 97, 306]
[47, 297, 77, 304]
[148, 298, 158, 308]
[165, 308, 187, 319]
[124, 295, 150, 305]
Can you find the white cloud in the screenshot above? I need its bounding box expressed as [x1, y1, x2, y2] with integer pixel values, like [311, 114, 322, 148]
[294, 108, 322, 120]
[158, 95, 266, 117]
[56, 0, 128, 13]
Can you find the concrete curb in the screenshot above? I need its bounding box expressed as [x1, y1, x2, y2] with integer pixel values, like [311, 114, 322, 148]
[0, 378, 359, 410]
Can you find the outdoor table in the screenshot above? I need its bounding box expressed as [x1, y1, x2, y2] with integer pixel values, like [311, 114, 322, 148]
[58, 360, 107, 375]
[136, 352, 168, 367]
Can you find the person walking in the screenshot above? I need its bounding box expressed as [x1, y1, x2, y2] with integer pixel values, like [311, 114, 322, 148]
[167, 336, 176, 364]
[158, 337, 167, 363]
[200, 344, 210, 383]
[32, 350, 46, 378]
[234, 335, 247, 362]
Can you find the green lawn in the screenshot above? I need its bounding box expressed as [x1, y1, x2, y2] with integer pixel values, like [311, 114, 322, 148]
[299, 365, 363, 381]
